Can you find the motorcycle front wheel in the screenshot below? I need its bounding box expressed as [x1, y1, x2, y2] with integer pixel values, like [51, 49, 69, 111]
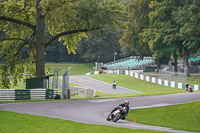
[112, 113, 121, 122]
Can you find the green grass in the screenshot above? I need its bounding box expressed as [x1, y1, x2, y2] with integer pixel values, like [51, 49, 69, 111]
[126, 101, 200, 132]
[45, 63, 94, 76]
[91, 74, 186, 98]
[0, 110, 166, 133]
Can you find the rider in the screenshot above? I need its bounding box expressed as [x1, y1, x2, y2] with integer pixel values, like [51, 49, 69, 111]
[112, 80, 117, 89]
[107, 100, 129, 121]
[186, 83, 193, 92]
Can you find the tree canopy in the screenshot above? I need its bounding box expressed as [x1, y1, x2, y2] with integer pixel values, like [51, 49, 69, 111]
[120, 0, 152, 58]
[121, 0, 200, 70]
[0, 0, 125, 88]
[77, 29, 121, 63]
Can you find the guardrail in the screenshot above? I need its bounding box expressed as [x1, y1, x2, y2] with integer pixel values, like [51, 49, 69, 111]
[0, 89, 58, 101]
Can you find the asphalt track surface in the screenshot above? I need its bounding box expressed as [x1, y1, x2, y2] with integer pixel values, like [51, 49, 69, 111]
[1, 76, 200, 133]
[69, 76, 141, 94]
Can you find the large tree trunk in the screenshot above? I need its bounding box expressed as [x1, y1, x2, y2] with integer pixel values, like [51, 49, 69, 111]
[173, 53, 178, 72]
[36, 0, 45, 77]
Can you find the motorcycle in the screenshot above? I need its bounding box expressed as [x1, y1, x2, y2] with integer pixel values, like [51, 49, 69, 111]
[186, 86, 193, 92]
[113, 84, 116, 89]
[107, 106, 127, 122]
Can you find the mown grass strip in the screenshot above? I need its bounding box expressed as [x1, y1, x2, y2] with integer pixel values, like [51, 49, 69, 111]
[126, 101, 200, 132]
[91, 75, 186, 98]
[0, 110, 166, 133]
[45, 63, 94, 76]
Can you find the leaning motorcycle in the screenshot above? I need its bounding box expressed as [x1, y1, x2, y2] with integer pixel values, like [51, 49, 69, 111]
[107, 106, 127, 122]
[186, 86, 193, 92]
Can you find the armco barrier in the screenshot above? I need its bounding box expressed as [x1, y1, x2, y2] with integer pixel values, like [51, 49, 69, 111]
[0, 89, 15, 101]
[0, 89, 58, 101]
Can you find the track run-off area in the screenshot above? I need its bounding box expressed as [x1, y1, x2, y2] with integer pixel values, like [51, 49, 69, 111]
[1, 76, 200, 133]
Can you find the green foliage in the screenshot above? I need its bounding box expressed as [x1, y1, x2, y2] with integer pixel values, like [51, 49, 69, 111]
[121, 0, 200, 69]
[0, 0, 124, 88]
[175, 0, 200, 51]
[140, 0, 182, 59]
[120, 0, 152, 57]
[77, 29, 121, 62]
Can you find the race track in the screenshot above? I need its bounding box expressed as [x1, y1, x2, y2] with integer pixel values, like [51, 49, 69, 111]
[0, 93, 200, 133]
[0, 76, 200, 133]
[69, 76, 141, 94]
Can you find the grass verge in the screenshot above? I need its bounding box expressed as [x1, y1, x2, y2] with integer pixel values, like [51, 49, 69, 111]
[0, 110, 166, 133]
[126, 101, 200, 132]
[45, 63, 94, 76]
[91, 75, 186, 98]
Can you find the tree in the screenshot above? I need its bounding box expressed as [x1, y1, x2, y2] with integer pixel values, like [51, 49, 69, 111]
[0, 0, 124, 88]
[144, 0, 200, 71]
[77, 29, 121, 63]
[174, 0, 200, 68]
[140, 0, 185, 71]
[120, 0, 152, 58]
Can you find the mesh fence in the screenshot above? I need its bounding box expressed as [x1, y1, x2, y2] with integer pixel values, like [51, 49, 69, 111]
[70, 86, 95, 98]
[159, 70, 187, 83]
[188, 66, 200, 73]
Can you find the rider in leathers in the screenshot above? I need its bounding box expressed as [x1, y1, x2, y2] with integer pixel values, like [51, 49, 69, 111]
[107, 100, 129, 121]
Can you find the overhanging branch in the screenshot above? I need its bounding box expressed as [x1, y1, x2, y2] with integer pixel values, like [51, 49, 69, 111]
[0, 37, 34, 45]
[0, 16, 36, 31]
[45, 29, 91, 47]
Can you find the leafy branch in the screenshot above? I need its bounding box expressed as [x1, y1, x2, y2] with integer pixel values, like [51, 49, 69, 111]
[0, 38, 34, 45]
[0, 16, 36, 31]
[45, 28, 92, 47]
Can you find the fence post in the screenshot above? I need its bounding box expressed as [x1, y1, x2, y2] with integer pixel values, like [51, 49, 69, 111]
[52, 68, 61, 89]
[62, 66, 71, 99]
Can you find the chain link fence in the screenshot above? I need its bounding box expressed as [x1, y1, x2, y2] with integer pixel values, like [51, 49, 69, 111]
[188, 66, 200, 74]
[52, 68, 61, 89]
[70, 86, 96, 98]
[159, 69, 187, 83]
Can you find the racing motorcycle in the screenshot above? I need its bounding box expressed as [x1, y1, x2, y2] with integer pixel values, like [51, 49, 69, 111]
[113, 84, 116, 89]
[186, 86, 193, 92]
[107, 106, 127, 122]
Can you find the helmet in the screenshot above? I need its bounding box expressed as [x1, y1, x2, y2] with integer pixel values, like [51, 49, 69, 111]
[125, 100, 129, 106]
